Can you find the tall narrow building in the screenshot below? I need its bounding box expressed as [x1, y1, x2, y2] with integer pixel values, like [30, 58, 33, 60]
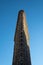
[12, 10, 31, 65]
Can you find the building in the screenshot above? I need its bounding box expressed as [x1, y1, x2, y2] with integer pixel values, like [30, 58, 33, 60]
[12, 10, 31, 65]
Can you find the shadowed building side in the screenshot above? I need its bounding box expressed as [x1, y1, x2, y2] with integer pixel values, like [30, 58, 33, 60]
[12, 10, 31, 65]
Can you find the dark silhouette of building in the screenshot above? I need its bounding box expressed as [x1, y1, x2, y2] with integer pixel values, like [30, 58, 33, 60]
[12, 10, 31, 65]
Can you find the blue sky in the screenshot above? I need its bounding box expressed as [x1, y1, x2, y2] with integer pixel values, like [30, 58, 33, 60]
[0, 0, 43, 65]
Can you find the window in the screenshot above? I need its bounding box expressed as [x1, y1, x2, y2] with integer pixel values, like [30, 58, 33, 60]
[21, 43, 23, 45]
[21, 62, 23, 65]
[20, 38, 23, 41]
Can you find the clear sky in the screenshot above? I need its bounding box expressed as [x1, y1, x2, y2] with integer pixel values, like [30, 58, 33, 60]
[0, 0, 43, 65]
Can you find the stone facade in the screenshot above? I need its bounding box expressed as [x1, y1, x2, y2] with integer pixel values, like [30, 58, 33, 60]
[12, 10, 31, 65]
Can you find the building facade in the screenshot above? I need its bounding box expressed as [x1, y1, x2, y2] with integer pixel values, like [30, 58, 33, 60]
[12, 10, 31, 65]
